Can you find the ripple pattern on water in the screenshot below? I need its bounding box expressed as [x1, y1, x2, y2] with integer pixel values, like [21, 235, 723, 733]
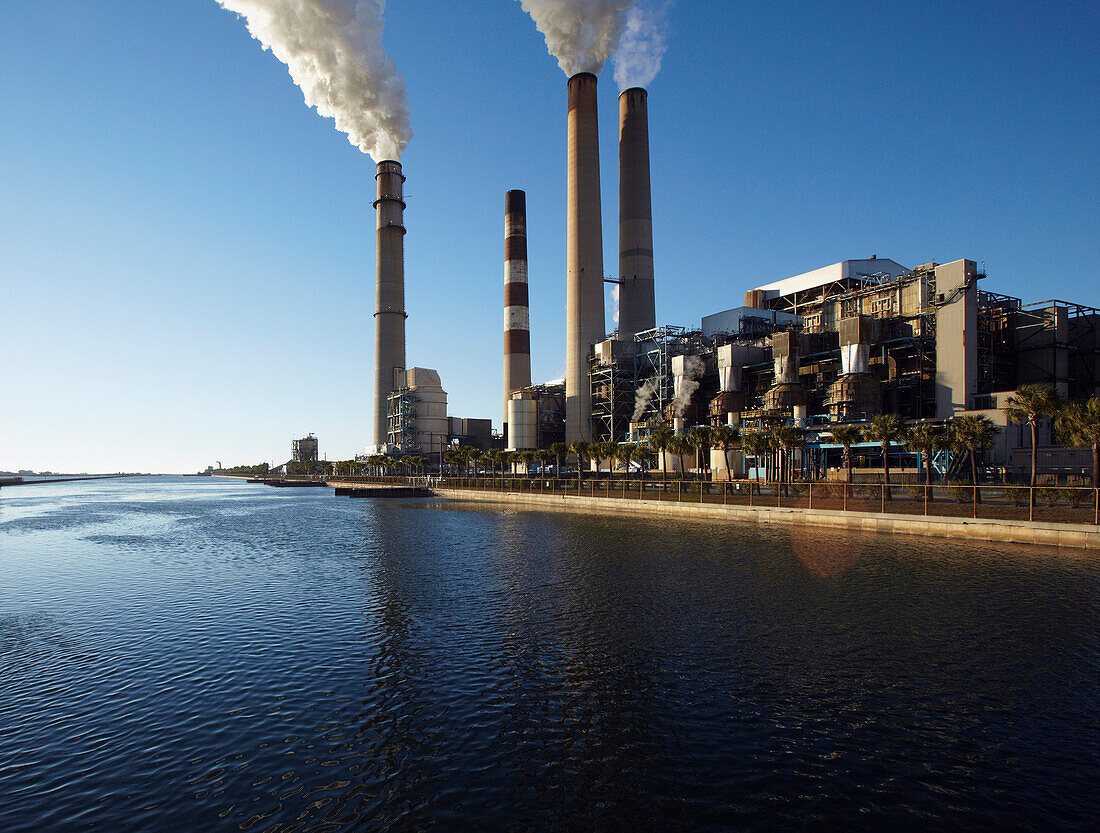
[0, 476, 1097, 832]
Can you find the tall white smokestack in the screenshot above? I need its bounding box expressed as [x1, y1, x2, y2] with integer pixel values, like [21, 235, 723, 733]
[373, 160, 406, 447]
[503, 190, 531, 441]
[618, 86, 654, 338]
[566, 72, 605, 443]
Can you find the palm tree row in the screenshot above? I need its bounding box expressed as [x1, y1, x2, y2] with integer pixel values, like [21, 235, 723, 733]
[366, 385, 1100, 489]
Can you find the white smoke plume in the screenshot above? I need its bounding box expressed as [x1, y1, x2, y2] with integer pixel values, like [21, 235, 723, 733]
[217, 0, 411, 162]
[632, 375, 660, 421]
[673, 354, 703, 416]
[610, 283, 620, 326]
[613, 0, 671, 90]
[518, 0, 635, 76]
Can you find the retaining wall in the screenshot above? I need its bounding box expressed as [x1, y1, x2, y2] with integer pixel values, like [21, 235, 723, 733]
[432, 488, 1100, 551]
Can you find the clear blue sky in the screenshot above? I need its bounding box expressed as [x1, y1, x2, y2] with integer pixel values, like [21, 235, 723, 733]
[3, 1, 1097, 473]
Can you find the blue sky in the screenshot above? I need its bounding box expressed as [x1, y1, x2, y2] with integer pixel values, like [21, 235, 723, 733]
[2, 1, 1097, 473]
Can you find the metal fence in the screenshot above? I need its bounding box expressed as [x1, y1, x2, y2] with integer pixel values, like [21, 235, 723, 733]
[287, 474, 1100, 526]
[436, 477, 1100, 526]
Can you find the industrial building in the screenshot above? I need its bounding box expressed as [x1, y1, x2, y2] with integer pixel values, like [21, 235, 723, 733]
[367, 72, 1096, 482]
[291, 434, 318, 464]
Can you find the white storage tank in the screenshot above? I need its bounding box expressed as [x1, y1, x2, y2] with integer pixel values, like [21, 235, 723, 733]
[507, 398, 538, 450]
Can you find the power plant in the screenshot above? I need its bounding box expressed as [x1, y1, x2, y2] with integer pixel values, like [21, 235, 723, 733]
[370, 74, 1098, 481]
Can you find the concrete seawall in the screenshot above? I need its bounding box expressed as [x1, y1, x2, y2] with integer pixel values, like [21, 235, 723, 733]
[433, 488, 1100, 551]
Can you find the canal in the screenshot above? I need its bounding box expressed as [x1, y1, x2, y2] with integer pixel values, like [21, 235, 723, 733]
[1, 476, 1096, 831]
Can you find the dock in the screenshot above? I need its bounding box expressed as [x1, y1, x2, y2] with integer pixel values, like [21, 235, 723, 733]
[330, 481, 433, 498]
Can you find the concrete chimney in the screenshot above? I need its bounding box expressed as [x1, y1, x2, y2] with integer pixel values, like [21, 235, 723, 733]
[566, 72, 605, 443]
[372, 160, 406, 448]
[503, 190, 531, 443]
[618, 87, 655, 339]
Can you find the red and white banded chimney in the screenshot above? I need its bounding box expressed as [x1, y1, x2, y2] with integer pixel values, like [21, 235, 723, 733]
[503, 189, 531, 442]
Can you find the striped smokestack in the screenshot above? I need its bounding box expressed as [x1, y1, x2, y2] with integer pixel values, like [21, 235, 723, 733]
[618, 87, 655, 338]
[372, 160, 406, 447]
[503, 190, 531, 442]
[566, 72, 605, 443]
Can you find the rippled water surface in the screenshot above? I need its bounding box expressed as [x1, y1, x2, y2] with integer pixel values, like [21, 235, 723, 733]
[1, 476, 1097, 831]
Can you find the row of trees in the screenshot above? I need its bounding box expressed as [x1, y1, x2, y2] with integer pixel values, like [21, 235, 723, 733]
[219, 463, 269, 476]
[315, 386, 1100, 489]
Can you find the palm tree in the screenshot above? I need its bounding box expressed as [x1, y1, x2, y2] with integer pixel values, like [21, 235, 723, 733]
[949, 414, 998, 498]
[521, 450, 538, 475]
[631, 443, 654, 478]
[486, 448, 502, 479]
[741, 428, 770, 492]
[772, 424, 806, 488]
[647, 426, 674, 481]
[615, 443, 636, 476]
[462, 445, 480, 476]
[1004, 384, 1061, 487]
[829, 423, 864, 497]
[594, 441, 618, 475]
[668, 435, 693, 478]
[863, 414, 905, 498]
[507, 450, 524, 476]
[906, 422, 944, 485]
[549, 442, 568, 478]
[1055, 397, 1100, 486]
[711, 424, 740, 482]
[569, 440, 591, 486]
[687, 425, 714, 479]
[537, 448, 555, 474]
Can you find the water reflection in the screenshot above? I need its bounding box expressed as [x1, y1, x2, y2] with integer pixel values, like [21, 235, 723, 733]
[0, 479, 1097, 832]
[789, 524, 862, 578]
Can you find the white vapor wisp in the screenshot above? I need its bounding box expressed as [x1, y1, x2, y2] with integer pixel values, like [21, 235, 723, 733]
[518, 0, 635, 76]
[612, 0, 671, 90]
[217, 0, 411, 162]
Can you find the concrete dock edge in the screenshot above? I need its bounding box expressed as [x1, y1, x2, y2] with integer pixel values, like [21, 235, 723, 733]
[432, 488, 1100, 551]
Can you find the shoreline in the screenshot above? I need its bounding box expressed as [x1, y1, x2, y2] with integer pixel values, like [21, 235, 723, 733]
[433, 487, 1100, 551]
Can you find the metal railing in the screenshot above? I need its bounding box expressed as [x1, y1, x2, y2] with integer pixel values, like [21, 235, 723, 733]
[430, 477, 1100, 526]
[284, 473, 1100, 526]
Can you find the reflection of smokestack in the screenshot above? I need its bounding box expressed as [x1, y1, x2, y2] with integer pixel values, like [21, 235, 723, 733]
[503, 190, 531, 441]
[373, 160, 406, 447]
[566, 72, 605, 443]
[618, 87, 654, 338]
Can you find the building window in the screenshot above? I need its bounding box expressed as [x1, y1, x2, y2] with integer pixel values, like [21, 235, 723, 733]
[870, 297, 893, 317]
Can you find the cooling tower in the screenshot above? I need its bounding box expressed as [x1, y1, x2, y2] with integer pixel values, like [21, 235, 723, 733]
[372, 160, 407, 447]
[618, 87, 655, 339]
[503, 190, 531, 443]
[566, 72, 605, 443]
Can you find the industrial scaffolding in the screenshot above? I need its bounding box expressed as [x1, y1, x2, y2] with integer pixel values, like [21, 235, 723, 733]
[632, 326, 686, 425]
[386, 388, 418, 452]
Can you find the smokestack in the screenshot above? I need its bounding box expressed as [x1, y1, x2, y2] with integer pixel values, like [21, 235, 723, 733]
[566, 72, 605, 443]
[618, 87, 654, 339]
[372, 160, 406, 447]
[503, 190, 531, 442]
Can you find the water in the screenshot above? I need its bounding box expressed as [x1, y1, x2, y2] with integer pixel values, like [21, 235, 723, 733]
[1, 476, 1097, 832]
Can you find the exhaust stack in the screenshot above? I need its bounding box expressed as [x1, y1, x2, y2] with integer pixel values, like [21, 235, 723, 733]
[372, 160, 407, 447]
[503, 190, 531, 443]
[566, 72, 605, 443]
[618, 87, 655, 338]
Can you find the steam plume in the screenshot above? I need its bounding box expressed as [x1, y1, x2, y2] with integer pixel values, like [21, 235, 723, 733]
[673, 355, 703, 416]
[632, 375, 659, 421]
[217, 0, 411, 162]
[518, 0, 635, 76]
[612, 0, 671, 90]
